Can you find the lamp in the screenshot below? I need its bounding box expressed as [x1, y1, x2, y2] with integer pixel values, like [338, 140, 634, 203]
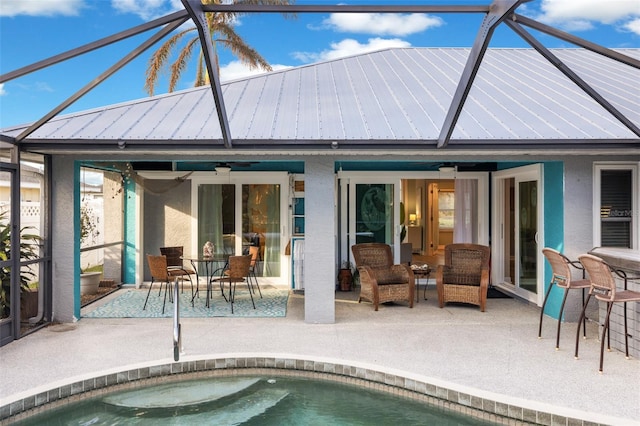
[438, 166, 455, 173]
[409, 213, 417, 226]
[215, 165, 231, 174]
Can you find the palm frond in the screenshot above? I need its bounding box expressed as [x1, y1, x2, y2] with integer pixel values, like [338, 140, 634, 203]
[146, 0, 295, 94]
[168, 38, 199, 92]
[144, 29, 194, 96]
[216, 23, 271, 71]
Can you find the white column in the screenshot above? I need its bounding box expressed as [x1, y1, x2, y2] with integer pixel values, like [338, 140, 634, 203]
[304, 158, 335, 323]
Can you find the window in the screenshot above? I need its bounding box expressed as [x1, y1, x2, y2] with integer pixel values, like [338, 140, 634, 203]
[594, 163, 638, 249]
[438, 190, 454, 229]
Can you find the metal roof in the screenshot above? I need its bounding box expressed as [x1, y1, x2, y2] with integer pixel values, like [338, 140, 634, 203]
[1, 47, 639, 153]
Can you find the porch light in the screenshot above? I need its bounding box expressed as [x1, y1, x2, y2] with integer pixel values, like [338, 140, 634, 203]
[215, 165, 231, 174]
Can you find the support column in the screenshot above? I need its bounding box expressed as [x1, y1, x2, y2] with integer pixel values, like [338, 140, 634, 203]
[51, 157, 77, 322]
[303, 158, 335, 323]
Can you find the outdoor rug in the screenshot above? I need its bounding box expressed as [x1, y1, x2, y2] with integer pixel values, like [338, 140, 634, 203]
[83, 286, 289, 318]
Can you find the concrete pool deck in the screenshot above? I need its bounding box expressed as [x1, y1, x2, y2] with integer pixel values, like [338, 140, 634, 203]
[1, 287, 639, 425]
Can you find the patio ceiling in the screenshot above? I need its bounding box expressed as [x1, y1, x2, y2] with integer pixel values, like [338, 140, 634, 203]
[1, 0, 639, 155]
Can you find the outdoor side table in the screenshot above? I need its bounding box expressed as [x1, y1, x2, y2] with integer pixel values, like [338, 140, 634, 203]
[411, 264, 431, 302]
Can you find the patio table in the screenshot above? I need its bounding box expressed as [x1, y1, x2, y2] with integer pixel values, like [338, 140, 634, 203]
[181, 255, 229, 308]
[411, 263, 431, 302]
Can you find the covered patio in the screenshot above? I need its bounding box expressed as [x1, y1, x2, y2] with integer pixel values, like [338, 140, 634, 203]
[1, 1, 639, 424]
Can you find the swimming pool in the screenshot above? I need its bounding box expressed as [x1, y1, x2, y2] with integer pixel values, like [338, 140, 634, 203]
[13, 375, 497, 425]
[3, 356, 546, 424]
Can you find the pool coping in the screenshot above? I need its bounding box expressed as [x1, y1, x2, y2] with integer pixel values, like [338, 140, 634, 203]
[0, 353, 633, 425]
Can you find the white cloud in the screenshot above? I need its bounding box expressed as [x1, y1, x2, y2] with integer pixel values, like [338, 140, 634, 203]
[321, 13, 443, 37]
[0, 0, 85, 17]
[623, 18, 640, 35]
[219, 61, 291, 82]
[0, 84, 6, 96]
[539, 0, 639, 24]
[14, 81, 54, 93]
[293, 37, 411, 64]
[111, 0, 181, 21]
[536, 0, 640, 32]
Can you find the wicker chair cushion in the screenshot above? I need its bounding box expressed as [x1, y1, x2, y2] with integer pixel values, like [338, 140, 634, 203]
[442, 267, 481, 286]
[442, 248, 483, 286]
[373, 268, 407, 285]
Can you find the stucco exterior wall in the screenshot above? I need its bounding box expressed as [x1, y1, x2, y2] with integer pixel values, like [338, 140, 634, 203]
[102, 172, 123, 284]
[142, 179, 192, 281]
[51, 157, 76, 322]
[557, 157, 595, 322]
[563, 157, 594, 259]
[303, 157, 336, 323]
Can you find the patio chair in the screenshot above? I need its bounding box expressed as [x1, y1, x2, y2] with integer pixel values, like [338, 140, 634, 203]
[248, 245, 262, 298]
[160, 246, 195, 296]
[436, 243, 490, 311]
[539, 248, 590, 349]
[575, 254, 640, 373]
[213, 254, 255, 314]
[351, 243, 415, 311]
[144, 254, 174, 314]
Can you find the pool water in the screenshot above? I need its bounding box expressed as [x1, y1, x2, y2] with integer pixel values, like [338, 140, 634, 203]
[15, 376, 496, 425]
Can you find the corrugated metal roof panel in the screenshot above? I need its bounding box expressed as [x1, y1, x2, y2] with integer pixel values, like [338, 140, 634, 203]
[295, 68, 322, 139]
[3, 48, 638, 149]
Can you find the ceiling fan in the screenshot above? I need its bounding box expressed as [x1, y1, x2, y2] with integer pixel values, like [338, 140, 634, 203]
[215, 161, 258, 168]
[413, 161, 498, 172]
[213, 161, 258, 173]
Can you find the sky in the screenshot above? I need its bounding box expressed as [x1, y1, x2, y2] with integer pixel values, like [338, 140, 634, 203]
[1, 0, 639, 128]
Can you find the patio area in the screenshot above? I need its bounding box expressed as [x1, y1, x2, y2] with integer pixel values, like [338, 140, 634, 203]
[1, 285, 638, 425]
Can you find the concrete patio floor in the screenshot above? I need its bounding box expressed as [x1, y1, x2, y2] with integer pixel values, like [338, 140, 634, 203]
[1, 286, 638, 425]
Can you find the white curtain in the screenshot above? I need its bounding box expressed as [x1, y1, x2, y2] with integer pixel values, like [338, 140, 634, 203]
[453, 179, 477, 243]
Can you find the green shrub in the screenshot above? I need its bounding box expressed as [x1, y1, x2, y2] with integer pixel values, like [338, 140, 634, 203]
[0, 211, 42, 318]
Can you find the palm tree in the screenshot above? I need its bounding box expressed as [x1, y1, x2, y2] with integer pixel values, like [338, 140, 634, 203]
[145, 0, 296, 96]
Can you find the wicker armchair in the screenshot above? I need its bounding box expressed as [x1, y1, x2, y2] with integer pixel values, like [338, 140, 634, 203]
[351, 243, 415, 311]
[436, 244, 490, 312]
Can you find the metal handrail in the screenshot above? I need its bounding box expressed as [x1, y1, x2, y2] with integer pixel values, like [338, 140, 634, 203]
[173, 277, 181, 361]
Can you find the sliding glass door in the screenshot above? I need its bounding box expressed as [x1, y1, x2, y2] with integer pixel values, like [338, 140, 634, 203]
[193, 173, 287, 283]
[492, 164, 543, 303]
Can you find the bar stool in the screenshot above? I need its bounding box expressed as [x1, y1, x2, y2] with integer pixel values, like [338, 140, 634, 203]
[539, 248, 591, 349]
[575, 254, 640, 373]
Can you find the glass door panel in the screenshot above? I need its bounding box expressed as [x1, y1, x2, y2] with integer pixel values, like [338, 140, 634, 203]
[355, 184, 394, 245]
[341, 177, 400, 266]
[242, 184, 280, 277]
[198, 184, 235, 258]
[518, 180, 538, 294]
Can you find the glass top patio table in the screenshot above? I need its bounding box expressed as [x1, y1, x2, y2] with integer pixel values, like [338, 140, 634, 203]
[181, 255, 230, 307]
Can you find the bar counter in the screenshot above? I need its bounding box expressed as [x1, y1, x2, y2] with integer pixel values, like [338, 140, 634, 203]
[588, 247, 640, 359]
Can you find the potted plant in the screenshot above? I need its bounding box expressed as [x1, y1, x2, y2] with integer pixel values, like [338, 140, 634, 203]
[338, 260, 354, 292]
[79, 203, 101, 295]
[0, 211, 41, 319]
